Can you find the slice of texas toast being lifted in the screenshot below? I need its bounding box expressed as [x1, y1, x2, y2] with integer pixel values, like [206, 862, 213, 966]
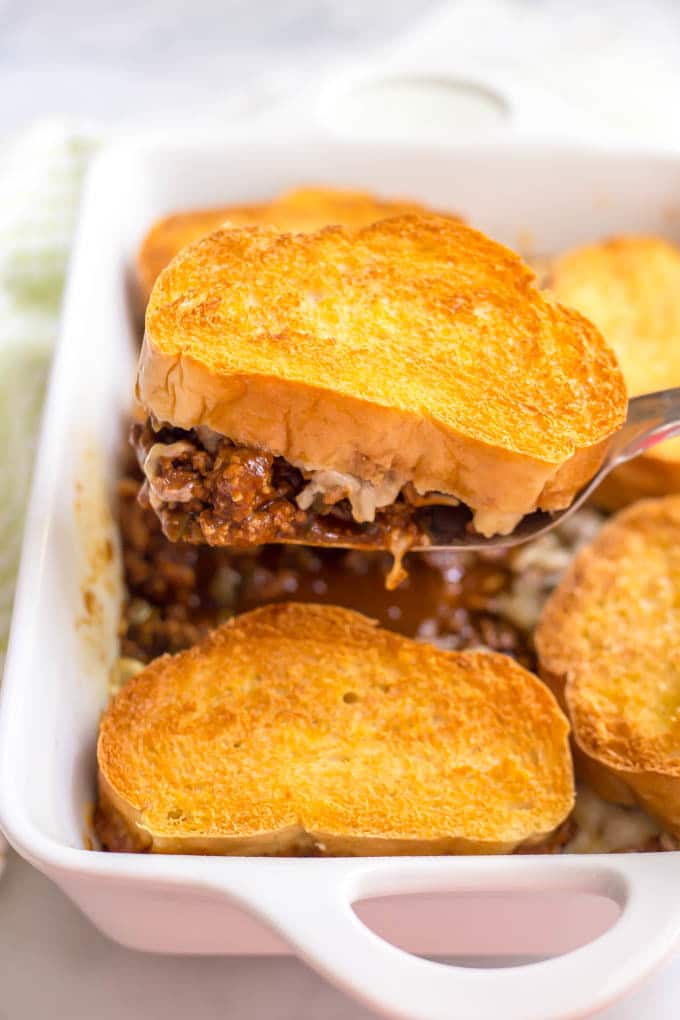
[137, 186, 444, 303]
[97, 603, 574, 855]
[536, 496, 680, 836]
[134, 215, 626, 585]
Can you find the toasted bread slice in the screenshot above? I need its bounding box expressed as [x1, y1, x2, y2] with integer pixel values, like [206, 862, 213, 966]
[97, 603, 574, 855]
[550, 236, 680, 509]
[137, 186, 440, 302]
[536, 496, 680, 836]
[138, 215, 626, 541]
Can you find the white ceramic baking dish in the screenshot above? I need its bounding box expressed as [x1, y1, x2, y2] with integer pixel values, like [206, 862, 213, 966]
[3, 125, 680, 1020]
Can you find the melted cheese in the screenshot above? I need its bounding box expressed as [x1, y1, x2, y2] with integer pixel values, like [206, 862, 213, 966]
[472, 508, 523, 538]
[295, 467, 405, 523]
[566, 786, 661, 853]
[143, 441, 196, 503]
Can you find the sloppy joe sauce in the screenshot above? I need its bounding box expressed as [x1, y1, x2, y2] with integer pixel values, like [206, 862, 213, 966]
[118, 461, 531, 668]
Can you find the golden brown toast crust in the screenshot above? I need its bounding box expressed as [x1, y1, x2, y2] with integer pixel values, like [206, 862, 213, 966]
[550, 236, 680, 508]
[138, 215, 626, 530]
[98, 603, 574, 855]
[137, 186, 442, 302]
[536, 497, 680, 835]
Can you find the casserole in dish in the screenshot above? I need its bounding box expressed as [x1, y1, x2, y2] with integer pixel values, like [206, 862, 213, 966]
[2, 134, 680, 1020]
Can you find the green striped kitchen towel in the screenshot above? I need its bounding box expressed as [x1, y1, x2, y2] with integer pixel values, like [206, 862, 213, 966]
[0, 121, 97, 873]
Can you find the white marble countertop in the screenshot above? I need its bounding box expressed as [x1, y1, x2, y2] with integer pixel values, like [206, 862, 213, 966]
[2, 0, 679, 141]
[2, 2, 680, 1017]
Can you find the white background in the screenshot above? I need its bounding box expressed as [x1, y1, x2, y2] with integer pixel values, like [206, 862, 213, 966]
[2, 1, 680, 1017]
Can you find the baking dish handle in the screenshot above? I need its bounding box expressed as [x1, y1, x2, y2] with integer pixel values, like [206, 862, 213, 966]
[214, 853, 680, 1020]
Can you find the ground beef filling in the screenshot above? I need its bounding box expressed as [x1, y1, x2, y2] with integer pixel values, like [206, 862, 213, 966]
[132, 422, 431, 587]
[116, 456, 534, 668]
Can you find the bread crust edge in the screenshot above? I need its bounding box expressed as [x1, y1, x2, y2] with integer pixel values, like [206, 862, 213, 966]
[136, 337, 613, 524]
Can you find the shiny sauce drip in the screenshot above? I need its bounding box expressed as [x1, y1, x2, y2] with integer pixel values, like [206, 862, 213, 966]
[117, 464, 532, 669]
